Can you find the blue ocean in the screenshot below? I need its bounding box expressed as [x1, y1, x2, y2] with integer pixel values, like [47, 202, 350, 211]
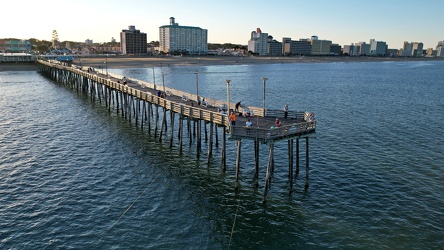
[1, 60, 443, 249]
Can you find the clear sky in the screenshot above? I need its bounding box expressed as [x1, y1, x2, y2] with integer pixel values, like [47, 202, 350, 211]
[2, 0, 443, 49]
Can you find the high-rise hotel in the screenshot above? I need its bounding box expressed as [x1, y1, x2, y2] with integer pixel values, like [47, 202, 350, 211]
[159, 17, 208, 55]
[120, 25, 147, 55]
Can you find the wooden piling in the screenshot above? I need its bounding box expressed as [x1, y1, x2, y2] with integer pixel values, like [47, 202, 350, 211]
[207, 114, 213, 164]
[305, 137, 309, 190]
[288, 139, 294, 193]
[169, 111, 175, 148]
[263, 143, 274, 203]
[222, 126, 226, 171]
[296, 138, 300, 177]
[254, 139, 260, 186]
[235, 140, 242, 189]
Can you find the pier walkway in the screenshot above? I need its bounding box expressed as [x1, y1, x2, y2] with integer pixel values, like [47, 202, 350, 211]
[36, 59, 316, 202]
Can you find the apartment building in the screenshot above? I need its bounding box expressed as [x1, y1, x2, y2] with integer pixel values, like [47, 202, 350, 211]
[159, 17, 208, 55]
[248, 28, 268, 56]
[120, 25, 147, 55]
[311, 39, 332, 55]
[268, 37, 282, 56]
[0, 39, 32, 53]
[369, 39, 387, 56]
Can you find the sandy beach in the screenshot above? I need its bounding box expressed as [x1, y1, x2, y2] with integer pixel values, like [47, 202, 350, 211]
[1, 56, 443, 71]
[76, 55, 444, 69]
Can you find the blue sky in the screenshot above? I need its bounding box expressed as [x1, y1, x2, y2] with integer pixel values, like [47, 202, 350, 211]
[2, 0, 443, 49]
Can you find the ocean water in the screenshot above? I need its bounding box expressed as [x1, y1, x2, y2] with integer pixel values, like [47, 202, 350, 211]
[1, 60, 443, 249]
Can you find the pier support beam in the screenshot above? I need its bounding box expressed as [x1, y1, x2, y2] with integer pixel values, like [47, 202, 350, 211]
[147, 103, 152, 133]
[159, 107, 167, 142]
[215, 123, 219, 147]
[222, 126, 226, 171]
[179, 112, 184, 155]
[197, 120, 201, 158]
[305, 137, 310, 190]
[235, 140, 242, 189]
[288, 139, 294, 193]
[295, 138, 300, 177]
[254, 139, 259, 186]
[207, 115, 214, 164]
[263, 144, 274, 203]
[169, 111, 175, 148]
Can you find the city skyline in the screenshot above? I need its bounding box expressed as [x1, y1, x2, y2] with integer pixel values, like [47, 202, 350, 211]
[2, 0, 443, 49]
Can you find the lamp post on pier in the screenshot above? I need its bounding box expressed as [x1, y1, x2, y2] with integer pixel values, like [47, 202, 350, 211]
[153, 67, 156, 90]
[195, 71, 199, 103]
[162, 72, 167, 98]
[262, 77, 268, 116]
[226, 79, 231, 115]
[104, 56, 108, 76]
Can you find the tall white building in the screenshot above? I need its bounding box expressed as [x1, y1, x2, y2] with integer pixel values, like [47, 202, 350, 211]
[159, 17, 208, 55]
[354, 42, 371, 55]
[369, 39, 387, 56]
[402, 41, 423, 57]
[411, 42, 424, 57]
[248, 28, 268, 56]
[436, 41, 444, 57]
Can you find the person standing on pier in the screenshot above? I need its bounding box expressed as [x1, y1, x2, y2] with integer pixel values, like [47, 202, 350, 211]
[275, 118, 282, 127]
[246, 119, 252, 127]
[284, 104, 289, 119]
[229, 112, 236, 126]
[235, 101, 241, 113]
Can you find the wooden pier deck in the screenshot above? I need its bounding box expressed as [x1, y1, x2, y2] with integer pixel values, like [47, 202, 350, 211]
[36, 59, 316, 202]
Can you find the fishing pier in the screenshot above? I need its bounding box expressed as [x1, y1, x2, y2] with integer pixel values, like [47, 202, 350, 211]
[36, 59, 316, 202]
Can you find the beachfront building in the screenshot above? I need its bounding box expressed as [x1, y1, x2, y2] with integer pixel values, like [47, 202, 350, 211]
[248, 28, 268, 56]
[282, 38, 291, 55]
[120, 25, 147, 55]
[369, 39, 387, 56]
[291, 39, 312, 56]
[330, 44, 341, 55]
[0, 39, 32, 53]
[282, 38, 312, 56]
[354, 42, 371, 56]
[425, 48, 436, 57]
[437, 41, 444, 57]
[159, 17, 208, 55]
[0, 53, 34, 62]
[386, 48, 399, 57]
[411, 42, 424, 57]
[311, 39, 332, 55]
[343, 44, 360, 56]
[268, 36, 282, 56]
[401, 41, 423, 57]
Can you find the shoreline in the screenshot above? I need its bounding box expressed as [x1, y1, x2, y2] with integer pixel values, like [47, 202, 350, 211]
[78, 56, 444, 69]
[1, 56, 443, 71]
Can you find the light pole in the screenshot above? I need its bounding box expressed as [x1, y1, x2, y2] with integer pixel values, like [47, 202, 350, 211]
[195, 71, 199, 103]
[226, 79, 231, 115]
[162, 72, 167, 98]
[262, 77, 268, 116]
[104, 57, 108, 76]
[153, 67, 156, 90]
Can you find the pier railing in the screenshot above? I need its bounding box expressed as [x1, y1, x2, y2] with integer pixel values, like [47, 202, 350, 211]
[265, 110, 309, 120]
[79, 64, 265, 117]
[230, 120, 316, 143]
